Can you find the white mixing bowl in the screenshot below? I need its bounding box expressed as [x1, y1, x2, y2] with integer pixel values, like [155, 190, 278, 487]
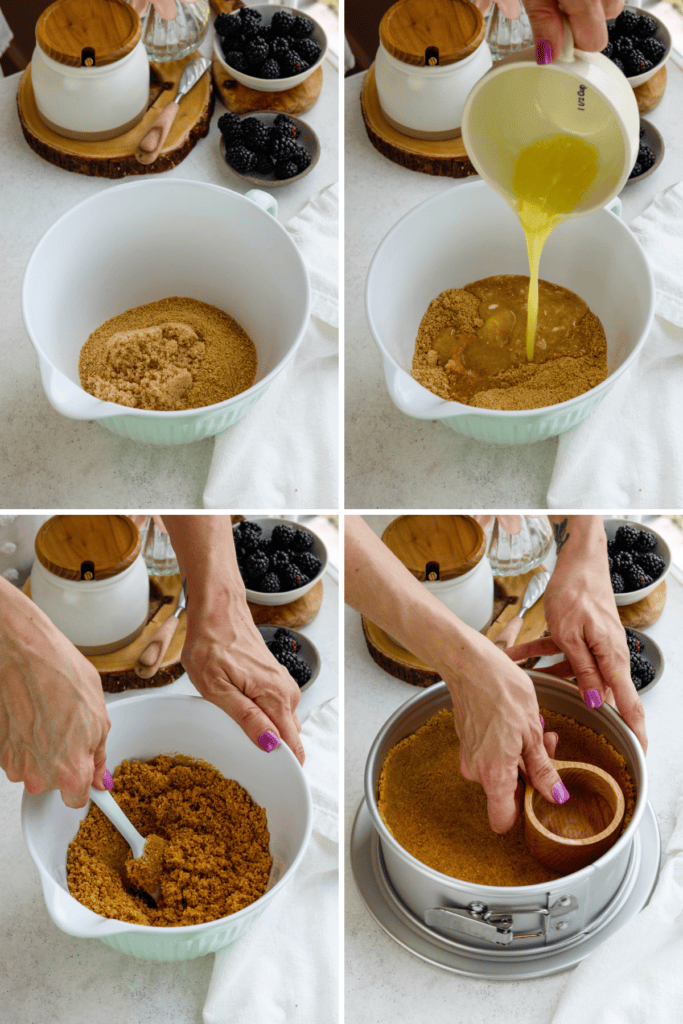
[22, 179, 311, 445]
[366, 179, 655, 445]
[22, 693, 312, 961]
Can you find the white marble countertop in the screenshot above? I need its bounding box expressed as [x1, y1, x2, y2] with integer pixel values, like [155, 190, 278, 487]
[0, 41, 338, 509]
[0, 571, 338, 1024]
[345, 517, 682, 1022]
[344, 22, 683, 508]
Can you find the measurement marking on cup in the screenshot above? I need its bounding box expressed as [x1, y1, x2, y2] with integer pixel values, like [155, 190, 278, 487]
[577, 84, 586, 111]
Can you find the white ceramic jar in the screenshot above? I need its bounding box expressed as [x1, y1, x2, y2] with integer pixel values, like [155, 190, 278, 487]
[30, 515, 149, 655]
[31, 0, 149, 141]
[382, 515, 494, 633]
[375, 0, 492, 140]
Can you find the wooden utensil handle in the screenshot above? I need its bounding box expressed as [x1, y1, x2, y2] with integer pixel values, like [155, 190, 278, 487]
[135, 101, 180, 165]
[494, 614, 524, 650]
[134, 615, 181, 678]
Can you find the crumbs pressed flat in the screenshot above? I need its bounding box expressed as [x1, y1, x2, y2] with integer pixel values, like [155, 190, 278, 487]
[78, 297, 257, 411]
[67, 754, 272, 927]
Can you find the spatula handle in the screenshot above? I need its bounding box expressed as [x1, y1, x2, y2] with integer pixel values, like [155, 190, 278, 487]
[135, 101, 179, 165]
[494, 614, 524, 650]
[89, 787, 146, 860]
[134, 614, 181, 679]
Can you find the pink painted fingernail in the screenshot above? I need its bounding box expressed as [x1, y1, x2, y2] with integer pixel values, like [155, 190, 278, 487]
[103, 769, 113, 790]
[552, 781, 570, 804]
[555, 734, 559, 747]
[539, 714, 545, 730]
[258, 730, 280, 753]
[536, 39, 552, 64]
[585, 690, 602, 709]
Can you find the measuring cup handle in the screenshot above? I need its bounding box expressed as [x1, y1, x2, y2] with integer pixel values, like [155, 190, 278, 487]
[559, 15, 575, 62]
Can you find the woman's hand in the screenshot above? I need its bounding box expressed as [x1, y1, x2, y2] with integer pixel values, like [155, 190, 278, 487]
[505, 516, 647, 754]
[0, 579, 111, 807]
[164, 516, 304, 765]
[471, 0, 623, 61]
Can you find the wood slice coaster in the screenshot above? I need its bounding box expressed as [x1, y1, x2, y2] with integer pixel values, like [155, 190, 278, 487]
[618, 579, 667, 630]
[211, 53, 323, 115]
[248, 579, 323, 630]
[17, 54, 214, 178]
[633, 64, 667, 114]
[360, 63, 476, 178]
[363, 567, 549, 687]
[23, 574, 186, 689]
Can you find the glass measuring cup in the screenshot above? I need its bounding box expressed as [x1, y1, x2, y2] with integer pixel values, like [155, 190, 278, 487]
[461, 16, 640, 217]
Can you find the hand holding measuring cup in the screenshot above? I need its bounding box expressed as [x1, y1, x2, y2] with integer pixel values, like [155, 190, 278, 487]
[471, 0, 624, 61]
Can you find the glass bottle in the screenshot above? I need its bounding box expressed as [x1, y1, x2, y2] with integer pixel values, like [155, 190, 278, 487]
[485, 0, 534, 62]
[138, 0, 211, 62]
[140, 519, 179, 575]
[487, 515, 554, 575]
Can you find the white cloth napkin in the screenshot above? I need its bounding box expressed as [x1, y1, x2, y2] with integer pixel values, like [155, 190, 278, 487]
[202, 697, 339, 1024]
[549, 788, 683, 1024]
[548, 180, 683, 507]
[203, 184, 339, 509]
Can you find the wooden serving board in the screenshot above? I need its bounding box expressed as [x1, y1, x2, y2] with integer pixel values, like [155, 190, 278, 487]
[17, 53, 214, 178]
[248, 579, 323, 630]
[633, 63, 667, 114]
[363, 567, 549, 687]
[618, 579, 667, 629]
[23, 574, 186, 673]
[211, 54, 323, 116]
[360, 63, 476, 178]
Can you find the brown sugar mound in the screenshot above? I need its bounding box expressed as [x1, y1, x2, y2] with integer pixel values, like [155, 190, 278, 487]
[377, 707, 635, 887]
[67, 754, 272, 927]
[79, 297, 257, 412]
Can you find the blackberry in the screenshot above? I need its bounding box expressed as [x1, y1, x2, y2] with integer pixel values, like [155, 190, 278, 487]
[635, 529, 657, 553]
[241, 117, 270, 152]
[615, 9, 639, 36]
[271, 523, 297, 550]
[623, 564, 648, 591]
[245, 36, 269, 68]
[279, 562, 307, 590]
[273, 113, 300, 141]
[280, 50, 307, 76]
[611, 572, 625, 593]
[640, 125, 646, 139]
[291, 15, 314, 39]
[607, 538, 617, 558]
[270, 550, 290, 571]
[629, 161, 643, 179]
[601, 42, 614, 59]
[217, 111, 242, 145]
[612, 551, 633, 572]
[608, 21, 620, 44]
[611, 57, 626, 74]
[270, 133, 298, 163]
[271, 10, 296, 35]
[271, 37, 291, 58]
[615, 524, 639, 550]
[270, 646, 297, 672]
[626, 49, 651, 75]
[292, 551, 322, 577]
[238, 6, 262, 37]
[290, 528, 314, 552]
[630, 653, 655, 689]
[226, 145, 257, 174]
[625, 628, 642, 655]
[614, 36, 634, 55]
[269, 627, 301, 654]
[291, 38, 321, 64]
[636, 552, 664, 577]
[634, 15, 658, 40]
[226, 49, 250, 73]
[641, 37, 665, 64]
[638, 144, 656, 172]
[259, 58, 281, 79]
[243, 549, 269, 580]
[275, 160, 299, 180]
[290, 657, 312, 688]
[253, 152, 273, 174]
[215, 12, 241, 43]
[234, 520, 262, 551]
[258, 572, 281, 593]
[608, 557, 614, 573]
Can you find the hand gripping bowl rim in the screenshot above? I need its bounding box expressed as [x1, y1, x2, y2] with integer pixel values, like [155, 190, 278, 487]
[21, 178, 312, 421]
[365, 178, 656, 421]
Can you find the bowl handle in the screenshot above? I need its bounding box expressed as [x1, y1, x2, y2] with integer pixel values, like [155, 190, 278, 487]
[604, 196, 622, 218]
[384, 359, 466, 420]
[246, 189, 278, 218]
[40, 363, 121, 420]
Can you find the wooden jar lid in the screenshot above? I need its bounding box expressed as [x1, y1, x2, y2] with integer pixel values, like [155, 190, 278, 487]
[382, 515, 486, 581]
[36, 0, 142, 68]
[379, 0, 485, 67]
[35, 515, 141, 580]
